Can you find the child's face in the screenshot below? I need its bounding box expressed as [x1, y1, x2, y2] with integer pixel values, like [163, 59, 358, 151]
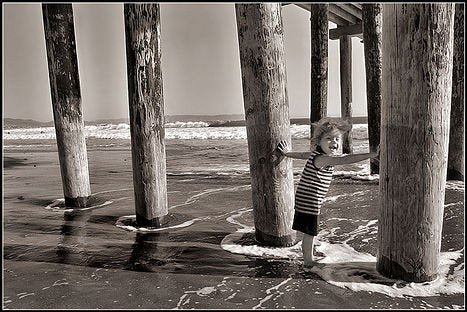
[319, 131, 340, 155]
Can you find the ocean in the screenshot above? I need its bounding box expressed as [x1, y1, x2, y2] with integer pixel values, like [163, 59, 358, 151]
[3, 116, 464, 309]
[3, 116, 373, 177]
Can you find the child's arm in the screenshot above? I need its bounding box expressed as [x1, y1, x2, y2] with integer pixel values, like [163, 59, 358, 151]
[314, 146, 380, 168]
[277, 141, 311, 160]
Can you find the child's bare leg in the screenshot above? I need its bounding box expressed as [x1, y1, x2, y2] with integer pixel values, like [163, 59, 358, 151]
[302, 234, 315, 266]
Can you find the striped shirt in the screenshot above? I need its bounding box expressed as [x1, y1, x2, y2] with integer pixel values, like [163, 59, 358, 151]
[294, 150, 334, 215]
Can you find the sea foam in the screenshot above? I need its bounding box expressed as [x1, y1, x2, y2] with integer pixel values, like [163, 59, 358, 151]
[220, 207, 465, 298]
[3, 122, 369, 141]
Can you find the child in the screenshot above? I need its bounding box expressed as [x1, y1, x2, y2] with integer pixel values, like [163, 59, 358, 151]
[277, 117, 379, 266]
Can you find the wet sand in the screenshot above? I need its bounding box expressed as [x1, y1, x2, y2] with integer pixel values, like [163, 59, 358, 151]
[3, 138, 465, 309]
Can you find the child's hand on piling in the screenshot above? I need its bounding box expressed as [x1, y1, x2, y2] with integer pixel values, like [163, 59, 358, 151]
[277, 140, 289, 157]
[274, 140, 289, 165]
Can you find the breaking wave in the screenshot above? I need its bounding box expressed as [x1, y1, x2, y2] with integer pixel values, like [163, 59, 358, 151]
[3, 122, 369, 141]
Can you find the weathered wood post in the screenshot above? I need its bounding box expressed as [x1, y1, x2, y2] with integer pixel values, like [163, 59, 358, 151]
[377, 3, 455, 282]
[124, 4, 168, 227]
[42, 4, 91, 207]
[362, 4, 383, 174]
[310, 4, 328, 137]
[235, 3, 296, 247]
[339, 35, 353, 154]
[447, 4, 464, 181]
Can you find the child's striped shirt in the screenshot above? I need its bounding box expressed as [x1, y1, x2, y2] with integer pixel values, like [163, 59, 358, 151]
[294, 150, 334, 215]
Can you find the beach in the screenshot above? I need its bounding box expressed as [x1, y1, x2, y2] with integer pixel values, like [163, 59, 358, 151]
[3, 119, 464, 309]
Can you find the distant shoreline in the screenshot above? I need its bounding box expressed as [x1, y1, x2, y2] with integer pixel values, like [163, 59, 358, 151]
[3, 116, 368, 130]
[210, 116, 368, 127]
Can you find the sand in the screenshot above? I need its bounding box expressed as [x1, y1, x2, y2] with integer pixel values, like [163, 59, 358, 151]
[3, 138, 465, 309]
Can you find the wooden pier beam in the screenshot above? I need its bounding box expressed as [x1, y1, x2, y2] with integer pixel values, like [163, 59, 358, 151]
[377, 3, 455, 282]
[362, 4, 383, 174]
[235, 3, 296, 247]
[310, 4, 328, 137]
[329, 23, 362, 40]
[447, 4, 464, 181]
[42, 4, 91, 207]
[339, 35, 353, 154]
[124, 4, 168, 227]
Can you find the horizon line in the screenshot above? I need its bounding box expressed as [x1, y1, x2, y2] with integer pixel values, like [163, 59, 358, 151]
[4, 114, 368, 124]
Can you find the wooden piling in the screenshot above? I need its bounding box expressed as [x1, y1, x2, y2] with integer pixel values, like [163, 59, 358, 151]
[447, 4, 464, 181]
[42, 4, 91, 207]
[124, 4, 168, 227]
[310, 4, 329, 137]
[362, 4, 382, 174]
[377, 3, 455, 282]
[235, 3, 296, 247]
[339, 35, 353, 154]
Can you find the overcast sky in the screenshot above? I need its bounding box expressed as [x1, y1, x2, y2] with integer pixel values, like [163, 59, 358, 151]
[3, 3, 368, 122]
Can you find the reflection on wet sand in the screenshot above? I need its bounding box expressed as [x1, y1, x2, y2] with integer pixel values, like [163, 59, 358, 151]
[127, 233, 177, 272]
[56, 210, 92, 266]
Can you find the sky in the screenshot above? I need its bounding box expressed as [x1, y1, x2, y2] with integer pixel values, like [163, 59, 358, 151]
[3, 3, 368, 122]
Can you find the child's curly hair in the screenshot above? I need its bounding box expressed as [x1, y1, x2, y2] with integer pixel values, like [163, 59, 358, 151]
[310, 117, 352, 151]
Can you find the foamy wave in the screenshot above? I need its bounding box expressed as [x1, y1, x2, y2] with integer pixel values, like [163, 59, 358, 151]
[310, 243, 464, 298]
[168, 169, 250, 178]
[333, 170, 379, 181]
[115, 215, 209, 232]
[86, 123, 130, 131]
[45, 198, 114, 212]
[446, 180, 465, 191]
[4, 127, 56, 140]
[221, 207, 303, 259]
[3, 144, 55, 148]
[165, 121, 210, 128]
[166, 127, 246, 140]
[3, 123, 369, 141]
[221, 210, 465, 298]
[290, 123, 368, 140]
